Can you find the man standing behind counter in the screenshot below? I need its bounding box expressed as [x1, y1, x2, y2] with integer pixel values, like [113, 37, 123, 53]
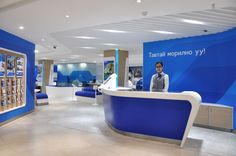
[150, 62, 169, 92]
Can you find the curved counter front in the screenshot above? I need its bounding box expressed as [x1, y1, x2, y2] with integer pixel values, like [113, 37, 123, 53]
[102, 89, 201, 147]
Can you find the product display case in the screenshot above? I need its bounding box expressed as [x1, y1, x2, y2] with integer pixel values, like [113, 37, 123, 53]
[0, 49, 25, 113]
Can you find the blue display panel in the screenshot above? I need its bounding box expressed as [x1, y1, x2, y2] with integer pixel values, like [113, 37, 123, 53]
[0, 29, 35, 123]
[143, 28, 236, 129]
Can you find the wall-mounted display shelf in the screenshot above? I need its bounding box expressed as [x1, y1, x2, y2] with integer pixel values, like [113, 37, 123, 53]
[0, 49, 26, 114]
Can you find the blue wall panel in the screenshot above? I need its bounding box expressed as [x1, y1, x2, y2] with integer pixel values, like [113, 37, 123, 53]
[0, 29, 35, 123]
[143, 28, 236, 129]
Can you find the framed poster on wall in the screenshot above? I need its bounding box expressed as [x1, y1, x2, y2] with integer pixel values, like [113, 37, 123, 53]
[0, 54, 5, 77]
[128, 66, 143, 87]
[6, 55, 15, 77]
[129, 66, 143, 78]
[16, 57, 24, 77]
[36, 64, 43, 86]
[104, 59, 115, 81]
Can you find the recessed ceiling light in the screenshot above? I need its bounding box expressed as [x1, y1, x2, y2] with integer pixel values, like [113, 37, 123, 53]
[97, 54, 103, 57]
[152, 30, 176, 34]
[80, 47, 96, 49]
[19, 26, 24, 30]
[41, 57, 48, 60]
[34, 49, 39, 53]
[102, 43, 119, 46]
[136, 0, 142, 3]
[182, 19, 205, 25]
[74, 36, 97, 39]
[71, 55, 81, 58]
[80, 63, 87, 68]
[61, 59, 66, 61]
[98, 29, 128, 33]
[41, 38, 45, 42]
[65, 15, 70, 18]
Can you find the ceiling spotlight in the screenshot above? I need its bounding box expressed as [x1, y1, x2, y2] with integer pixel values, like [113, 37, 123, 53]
[182, 19, 205, 25]
[102, 43, 119, 46]
[74, 36, 97, 39]
[98, 29, 128, 33]
[65, 15, 70, 18]
[142, 11, 148, 16]
[80, 47, 96, 49]
[19, 26, 24, 30]
[136, 0, 142, 3]
[41, 38, 45, 42]
[212, 3, 216, 9]
[152, 30, 176, 34]
[34, 49, 39, 53]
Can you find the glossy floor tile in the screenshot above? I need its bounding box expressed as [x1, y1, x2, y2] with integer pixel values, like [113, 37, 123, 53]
[0, 100, 235, 156]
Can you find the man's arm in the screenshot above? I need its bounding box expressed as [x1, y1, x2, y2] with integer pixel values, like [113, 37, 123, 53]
[163, 75, 169, 92]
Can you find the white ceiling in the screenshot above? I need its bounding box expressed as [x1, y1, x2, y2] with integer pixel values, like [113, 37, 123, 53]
[0, 0, 236, 65]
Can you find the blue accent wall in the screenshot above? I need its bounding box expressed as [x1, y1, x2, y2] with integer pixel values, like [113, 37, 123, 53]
[0, 29, 35, 123]
[143, 28, 236, 129]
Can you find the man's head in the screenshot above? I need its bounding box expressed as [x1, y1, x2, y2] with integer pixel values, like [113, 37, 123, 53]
[155, 61, 164, 73]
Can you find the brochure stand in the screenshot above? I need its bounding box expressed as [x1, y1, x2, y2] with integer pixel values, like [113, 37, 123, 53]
[0, 49, 25, 113]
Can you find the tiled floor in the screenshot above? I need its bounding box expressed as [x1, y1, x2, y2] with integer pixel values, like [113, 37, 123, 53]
[0, 100, 235, 156]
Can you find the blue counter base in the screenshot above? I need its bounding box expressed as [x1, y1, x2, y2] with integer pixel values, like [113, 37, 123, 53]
[103, 94, 192, 142]
[106, 120, 181, 145]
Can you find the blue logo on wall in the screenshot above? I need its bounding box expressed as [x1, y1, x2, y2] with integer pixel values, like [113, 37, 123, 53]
[143, 28, 236, 129]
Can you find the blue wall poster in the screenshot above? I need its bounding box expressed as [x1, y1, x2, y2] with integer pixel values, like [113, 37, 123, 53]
[16, 57, 24, 77]
[143, 28, 236, 129]
[6, 55, 15, 77]
[0, 54, 5, 77]
[104, 60, 115, 81]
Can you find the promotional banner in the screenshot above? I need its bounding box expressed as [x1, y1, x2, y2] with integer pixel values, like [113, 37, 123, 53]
[143, 28, 236, 129]
[6, 55, 15, 77]
[16, 57, 24, 77]
[0, 54, 5, 77]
